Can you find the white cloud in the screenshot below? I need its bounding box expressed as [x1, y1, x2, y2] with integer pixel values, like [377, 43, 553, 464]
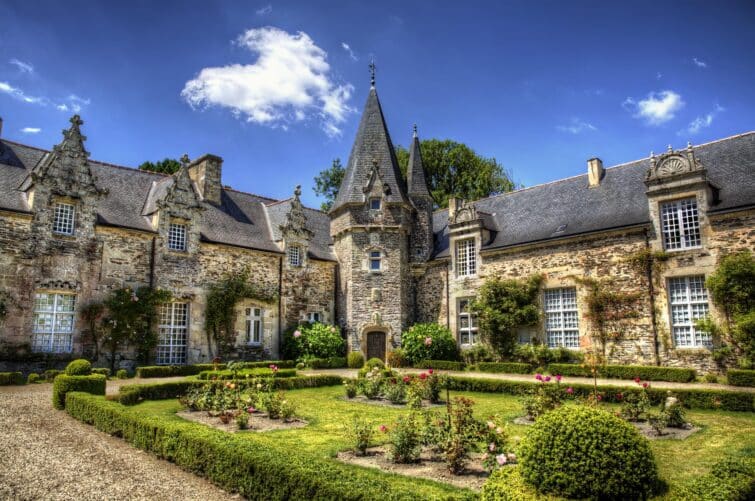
[256, 4, 272, 15]
[9, 58, 34, 74]
[341, 42, 358, 61]
[623, 90, 684, 125]
[693, 57, 707, 68]
[66, 94, 91, 113]
[556, 118, 597, 134]
[679, 104, 725, 136]
[20, 127, 41, 134]
[0, 81, 45, 104]
[182, 27, 354, 137]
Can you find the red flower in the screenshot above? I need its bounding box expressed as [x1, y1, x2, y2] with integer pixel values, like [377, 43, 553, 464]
[379, 425, 387, 433]
[642, 382, 649, 388]
[428, 369, 434, 374]
[634, 376, 641, 384]
[555, 374, 562, 382]
[566, 387, 574, 394]
[419, 373, 427, 380]
[402, 376, 410, 383]
[597, 394, 603, 401]
[616, 392, 623, 400]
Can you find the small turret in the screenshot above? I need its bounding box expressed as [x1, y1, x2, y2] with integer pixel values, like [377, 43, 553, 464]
[407, 125, 434, 262]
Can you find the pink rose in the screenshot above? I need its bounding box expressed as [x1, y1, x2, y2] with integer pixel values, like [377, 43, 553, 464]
[544, 376, 551, 382]
[642, 382, 649, 389]
[379, 425, 387, 433]
[566, 387, 574, 394]
[293, 330, 302, 338]
[424, 337, 433, 346]
[419, 373, 427, 380]
[403, 376, 410, 383]
[489, 442, 496, 452]
[597, 394, 603, 401]
[428, 369, 434, 374]
[555, 374, 562, 382]
[496, 454, 507, 465]
[535, 373, 542, 381]
[634, 376, 641, 384]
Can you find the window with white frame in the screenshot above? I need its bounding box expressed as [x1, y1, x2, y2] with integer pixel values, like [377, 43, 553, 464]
[32, 292, 75, 353]
[52, 203, 75, 235]
[167, 223, 187, 251]
[156, 302, 188, 365]
[458, 298, 479, 345]
[287, 245, 301, 267]
[308, 311, 322, 323]
[660, 198, 701, 250]
[245, 307, 263, 344]
[369, 250, 382, 271]
[369, 198, 381, 210]
[544, 288, 580, 348]
[455, 238, 477, 277]
[668, 276, 712, 348]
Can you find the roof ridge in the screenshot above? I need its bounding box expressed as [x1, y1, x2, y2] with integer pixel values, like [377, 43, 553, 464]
[223, 186, 279, 203]
[452, 130, 755, 208]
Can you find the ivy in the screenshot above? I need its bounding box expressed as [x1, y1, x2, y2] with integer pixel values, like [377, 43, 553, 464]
[625, 248, 669, 284]
[577, 277, 641, 357]
[205, 268, 277, 358]
[0, 291, 7, 322]
[470, 275, 543, 356]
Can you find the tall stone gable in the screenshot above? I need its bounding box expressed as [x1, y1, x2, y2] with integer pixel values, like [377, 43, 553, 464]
[330, 85, 430, 360]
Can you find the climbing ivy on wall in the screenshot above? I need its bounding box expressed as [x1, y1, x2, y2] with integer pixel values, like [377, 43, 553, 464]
[577, 277, 641, 358]
[0, 291, 7, 322]
[205, 268, 277, 358]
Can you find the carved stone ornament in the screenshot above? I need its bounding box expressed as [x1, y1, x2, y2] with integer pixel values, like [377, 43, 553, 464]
[363, 159, 391, 195]
[646, 143, 704, 183]
[280, 185, 313, 241]
[450, 201, 479, 224]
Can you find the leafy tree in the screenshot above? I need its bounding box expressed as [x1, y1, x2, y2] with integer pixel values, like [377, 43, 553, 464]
[313, 158, 345, 211]
[395, 139, 515, 208]
[471, 275, 543, 356]
[139, 158, 182, 175]
[102, 287, 171, 370]
[80, 301, 105, 361]
[312, 140, 516, 210]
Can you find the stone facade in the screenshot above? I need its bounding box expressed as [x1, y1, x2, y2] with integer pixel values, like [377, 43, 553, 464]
[0, 90, 753, 373]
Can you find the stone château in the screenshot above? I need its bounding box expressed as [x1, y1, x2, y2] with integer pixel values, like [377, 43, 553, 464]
[0, 80, 753, 372]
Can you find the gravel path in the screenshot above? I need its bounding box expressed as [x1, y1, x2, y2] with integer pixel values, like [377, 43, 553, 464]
[0, 380, 238, 501]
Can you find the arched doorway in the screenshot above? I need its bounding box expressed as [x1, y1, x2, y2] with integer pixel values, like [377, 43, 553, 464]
[365, 331, 387, 361]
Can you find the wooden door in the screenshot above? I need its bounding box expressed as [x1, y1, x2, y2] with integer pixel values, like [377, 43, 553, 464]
[366, 332, 386, 361]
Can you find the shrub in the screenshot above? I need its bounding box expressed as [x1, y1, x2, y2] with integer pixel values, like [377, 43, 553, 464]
[414, 360, 465, 371]
[135, 361, 294, 378]
[348, 416, 373, 456]
[387, 413, 421, 463]
[197, 368, 297, 380]
[306, 357, 347, 369]
[401, 323, 458, 365]
[547, 363, 696, 382]
[728, 369, 755, 387]
[519, 405, 659, 499]
[343, 379, 357, 398]
[704, 372, 719, 383]
[43, 369, 63, 382]
[475, 362, 532, 374]
[0, 372, 25, 385]
[387, 348, 409, 368]
[116, 369, 129, 379]
[461, 344, 495, 365]
[282, 322, 345, 361]
[358, 357, 385, 377]
[481, 467, 544, 501]
[522, 375, 568, 420]
[52, 374, 106, 409]
[91, 368, 111, 377]
[674, 455, 755, 501]
[383, 378, 407, 404]
[347, 352, 364, 369]
[27, 372, 40, 384]
[65, 359, 92, 376]
[65, 392, 470, 500]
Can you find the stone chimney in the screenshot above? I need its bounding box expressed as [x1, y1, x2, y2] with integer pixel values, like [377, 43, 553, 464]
[448, 197, 463, 220]
[587, 158, 604, 187]
[187, 154, 223, 205]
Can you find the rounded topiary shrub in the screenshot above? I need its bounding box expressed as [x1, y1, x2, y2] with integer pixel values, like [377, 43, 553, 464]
[519, 405, 659, 500]
[27, 373, 40, 384]
[347, 352, 365, 369]
[65, 359, 92, 376]
[116, 369, 129, 379]
[401, 323, 458, 365]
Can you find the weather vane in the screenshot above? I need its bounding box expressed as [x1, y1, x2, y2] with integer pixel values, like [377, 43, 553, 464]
[369, 58, 376, 87]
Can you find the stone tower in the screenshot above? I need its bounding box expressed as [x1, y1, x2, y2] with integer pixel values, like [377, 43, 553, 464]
[330, 77, 418, 361]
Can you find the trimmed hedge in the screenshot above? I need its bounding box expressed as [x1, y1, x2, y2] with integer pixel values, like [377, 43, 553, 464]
[414, 360, 466, 371]
[728, 369, 755, 387]
[547, 363, 696, 382]
[92, 368, 111, 377]
[306, 357, 347, 369]
[674, 455, 755, 501]
[136, 361, 295, 378]
[52, 374, 106, 409]
[475, 362, 532, 374]
[44, 369, 63, 382]
[197, 368, 297, 380]
[0, 372, 24, 385]
[481, 466, 555, 501]
[65, 359, 92, 376]
[443, 375, 754, 412]
[65, 392, 473, 500]
[118, 375, 344, 405]
[347, 352, 365, 369]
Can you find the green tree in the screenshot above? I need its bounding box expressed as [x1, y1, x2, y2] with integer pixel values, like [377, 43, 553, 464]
[471, 275, 543, 356]
[313, 158, 345, 211]
[312, 140, 516, 211]
[139, 158, 182, 175]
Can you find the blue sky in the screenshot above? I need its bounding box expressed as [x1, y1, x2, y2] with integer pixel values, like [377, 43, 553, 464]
[1, 0, 753, 208]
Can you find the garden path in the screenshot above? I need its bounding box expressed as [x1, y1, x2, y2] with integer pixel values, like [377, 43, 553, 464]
[307, 368, 755, 393]
[0, 378, 239, 501]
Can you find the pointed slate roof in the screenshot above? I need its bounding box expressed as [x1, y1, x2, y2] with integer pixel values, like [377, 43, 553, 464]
[331, 88, 408, 211]
[406, 126, 431, 198]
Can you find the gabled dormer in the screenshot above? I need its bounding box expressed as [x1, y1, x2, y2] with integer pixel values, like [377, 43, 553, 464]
[280, 185, 313, 269]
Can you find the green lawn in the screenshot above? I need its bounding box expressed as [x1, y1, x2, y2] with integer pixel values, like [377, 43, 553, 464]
[135, 385, 754, 498]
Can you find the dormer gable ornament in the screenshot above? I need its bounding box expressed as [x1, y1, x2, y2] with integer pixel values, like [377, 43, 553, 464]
[280, 185, 313, 241]
[645, 142, 705, 184]
[158, 154, 204, 211]
[450, 200, 479, 225]
[362, 159, 392, 196]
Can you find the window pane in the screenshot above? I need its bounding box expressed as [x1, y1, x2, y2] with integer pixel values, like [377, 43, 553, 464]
[168, 223, 187, 251]
[156, 302, 188, 365]
[661, 198, 700, 250]
[544, 288, 580, 349]
[32, 292, 75, 353]
[668, 275, 711, 348]
[53, 203, 75, 235]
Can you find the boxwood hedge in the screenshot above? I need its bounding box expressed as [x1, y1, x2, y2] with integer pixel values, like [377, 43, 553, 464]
[136, 360, 295, 378]
[65, 392, 474, 500]
[442, 375, 754, 412]
[547, 363, 696, 382]
[52, 374, 106, 409]
[197, 368, 298, 380]
[673, 455, 754, 501]
[305, 357, 348, 369]
[727, 369, 755, 387]
[475, 362, 532, 374]
[414, 360, 466, 371]
[0, 371, 24, 385]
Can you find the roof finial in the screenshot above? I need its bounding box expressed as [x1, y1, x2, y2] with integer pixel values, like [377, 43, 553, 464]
[369, 58, 376, 88]
[180, 153, 190, 167]
[687, 140, 693, 149]
[294, 185, 302, 198]
[667, 144, 673, 152]
[412, 124, 418, 138]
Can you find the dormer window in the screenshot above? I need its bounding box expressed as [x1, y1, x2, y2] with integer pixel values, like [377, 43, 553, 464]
[369, 198, 381, 210]
[287, 245, 302, 267]
[52, 202, 75, 236]
[455, 238, 477, 277]
[369, 251, 382, 271]
[660, 198, 701, 250]
[168, 223, 187, 251]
